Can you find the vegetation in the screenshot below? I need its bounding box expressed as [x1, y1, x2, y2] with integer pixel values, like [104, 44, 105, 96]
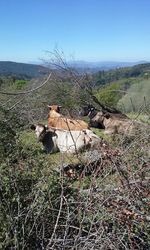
[95, 81, 126, 107]
[0, 59, 150, 249]
[0, 61, 49, 79]
[118, 79, 150, 112]
[93, 63, 150, 86]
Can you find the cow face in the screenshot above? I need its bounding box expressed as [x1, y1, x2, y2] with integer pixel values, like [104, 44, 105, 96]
[31, 124, 46, 141]
[79, 105, 96, 117]
[31, 124, 58, 153]
[89, 111, 107, 129]
[35, 125, 46, 140]
[47, 105, 62, 113]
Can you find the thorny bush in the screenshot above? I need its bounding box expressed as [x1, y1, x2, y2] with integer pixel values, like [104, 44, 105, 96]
[0, 112, 150, 249]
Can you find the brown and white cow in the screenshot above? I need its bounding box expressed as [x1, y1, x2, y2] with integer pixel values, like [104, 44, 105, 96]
[48, 105, 89, 131]
[31, 124, 101, 153]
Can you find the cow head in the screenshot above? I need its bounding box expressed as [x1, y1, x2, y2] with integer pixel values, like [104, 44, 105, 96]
[79, 105, 97, 117]
[47, 105, 62, 113]
[31, 124, 47, 142]
[89, 111, 110, 129]
[31, 124, 58, 153]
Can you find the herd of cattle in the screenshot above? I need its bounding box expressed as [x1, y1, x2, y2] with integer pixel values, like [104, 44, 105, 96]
[31, 104, 146, 154]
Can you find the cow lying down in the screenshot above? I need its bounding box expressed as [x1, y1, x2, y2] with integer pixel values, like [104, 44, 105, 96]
[80, 106, 142, 135]
[90, 111, 147, 135]
[31, 124, 101, 154]
[48, 105, 89, 131]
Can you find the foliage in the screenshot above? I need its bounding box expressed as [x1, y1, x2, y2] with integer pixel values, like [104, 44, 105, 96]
[118, 79, 150, 112]
[0, 108, 22, 162]
[94, 63, 150, 86]
[0, 141, 150, 248]
[95, 81, 124, 107]
[0, 108, 150, 249]
[0, 61, 49, 79]
[0, 60, 150, 249]
[15, 79, 27, 89]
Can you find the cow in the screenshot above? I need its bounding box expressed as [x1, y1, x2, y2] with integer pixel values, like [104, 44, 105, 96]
[31, 124, 101, 154]
[90, 111, 136, 134]
[48, 105, 89, 131]
[80, 105, 137, 134]
[79, 105, 105, 128]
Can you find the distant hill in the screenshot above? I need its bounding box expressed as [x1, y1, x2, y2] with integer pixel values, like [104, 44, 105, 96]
[0, 60, 150, 79]
[0, 61, 49, 79]
[65, 60, 150, 74]
[93, 62, 150, 86]
[68, 60, 149, 72]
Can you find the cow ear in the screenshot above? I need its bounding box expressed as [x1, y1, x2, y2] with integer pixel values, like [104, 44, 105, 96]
[104, 113, 110, 119]
[45, 125, 49, 131]
[90, 107, 95, 111]
[57, 105, 62, 112]
[47, 105, 51, 110]
[30, 124, 36, 130]
[58, 105, 62, 110]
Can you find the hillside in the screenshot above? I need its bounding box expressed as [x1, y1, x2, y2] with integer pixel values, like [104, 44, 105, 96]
[1, 61, 150, 80]
[0, 59, 150, 249]
[0, 61, 49, 79]
[93, 62, 150, 86]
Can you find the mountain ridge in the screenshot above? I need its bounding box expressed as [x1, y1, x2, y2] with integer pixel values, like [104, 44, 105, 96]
[68, 60, 149, 69]
[0, 61, 49, 79]
[0, 60, 149, 79]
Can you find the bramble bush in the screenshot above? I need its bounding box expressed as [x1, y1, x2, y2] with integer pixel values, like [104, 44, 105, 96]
[0, 68, 150, 249]
[0, 114, 150, 249]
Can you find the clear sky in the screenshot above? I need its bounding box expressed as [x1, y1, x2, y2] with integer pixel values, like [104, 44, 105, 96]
[0, 0, 150, 63]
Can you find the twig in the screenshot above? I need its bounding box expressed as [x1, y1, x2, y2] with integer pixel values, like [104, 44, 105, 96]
[46, 174, 64, 249]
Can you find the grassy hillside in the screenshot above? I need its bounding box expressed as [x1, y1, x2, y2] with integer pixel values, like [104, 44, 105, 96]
[94, 62, 150, 86]
[0, 109, 150, 249]
[117, 79, 150, 112]
[0, 61, 49, 79]
[0, 62, 150, 249]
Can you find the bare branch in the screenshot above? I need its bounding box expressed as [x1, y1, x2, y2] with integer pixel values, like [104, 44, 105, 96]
[86, 87, 123, 114]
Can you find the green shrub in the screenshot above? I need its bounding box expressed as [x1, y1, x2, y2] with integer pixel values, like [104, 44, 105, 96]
[118, 79, 150, 112]
[0, 74, 150, 249]
[15, 80, 27, 89]
[95, 82, 123, 107]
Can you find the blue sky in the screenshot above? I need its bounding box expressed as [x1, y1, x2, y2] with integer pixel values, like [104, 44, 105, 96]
[0, 0, 150, 63]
